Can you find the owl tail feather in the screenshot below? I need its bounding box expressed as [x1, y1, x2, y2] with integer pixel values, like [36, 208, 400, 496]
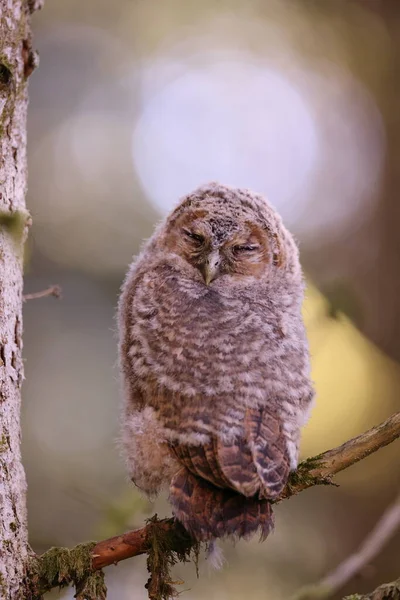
[169, 468, 274, 542]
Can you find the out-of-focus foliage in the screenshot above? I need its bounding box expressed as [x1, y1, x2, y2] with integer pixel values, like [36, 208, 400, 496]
[25, 1, 400, 599]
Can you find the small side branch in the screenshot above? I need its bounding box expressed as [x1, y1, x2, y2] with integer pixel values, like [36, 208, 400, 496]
[23, 285, 61, 302]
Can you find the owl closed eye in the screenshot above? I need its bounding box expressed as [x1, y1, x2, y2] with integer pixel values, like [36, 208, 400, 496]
[163, 208, 273, 285]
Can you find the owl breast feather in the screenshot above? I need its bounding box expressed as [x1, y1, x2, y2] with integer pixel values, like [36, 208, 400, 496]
[128, 265, 309, 408]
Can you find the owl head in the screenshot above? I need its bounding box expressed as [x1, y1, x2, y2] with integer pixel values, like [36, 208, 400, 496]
[156, 182, 301, 287]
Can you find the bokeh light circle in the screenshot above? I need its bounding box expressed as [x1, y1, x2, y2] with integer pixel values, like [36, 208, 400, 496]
[132, 60, 318, 217]
[132, 52, 385, 243]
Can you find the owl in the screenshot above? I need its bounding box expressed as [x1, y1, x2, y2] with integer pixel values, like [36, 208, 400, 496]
[118, 183, 314, 542]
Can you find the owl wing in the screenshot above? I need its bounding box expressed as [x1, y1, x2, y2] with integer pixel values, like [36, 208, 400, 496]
[245, 406, 291, 498]
[170, 406, 290, 500]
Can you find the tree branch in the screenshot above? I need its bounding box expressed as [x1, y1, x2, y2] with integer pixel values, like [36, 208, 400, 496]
[23, 284, 61, 301]
[292, 489, 400, 599]
[343, 576, 400, 599]
[283, 410, 400, 498]
[32, 411, 400, 598]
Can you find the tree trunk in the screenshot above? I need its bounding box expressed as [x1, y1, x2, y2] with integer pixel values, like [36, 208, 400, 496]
[0, 0, 36, 597]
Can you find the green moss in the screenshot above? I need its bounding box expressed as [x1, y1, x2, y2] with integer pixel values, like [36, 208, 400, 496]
[0, 210, 30, 242]
[28, 542, 107, 599]
[9, 522, 17, 533]
[75, 570, 107, 600]
[28, 518, 201, 600]
[0, 433, 9, 453]
[145, 516, 200, 600]
[0, 210, 31, 259]
[0, 59, 13, 86]
[343, 577, 400, 599]
[36, 543, 95, 589]
[285, 455, 337, 495]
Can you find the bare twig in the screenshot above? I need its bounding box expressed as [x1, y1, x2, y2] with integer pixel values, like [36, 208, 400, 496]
[23, 285, 61, 302]
[325, 490, 400, 591]
[292, 490, 400, 599]
[34, 411, 400, 593]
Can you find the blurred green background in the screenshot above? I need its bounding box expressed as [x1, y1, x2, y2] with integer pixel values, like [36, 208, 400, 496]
[23, 1, 400, 598]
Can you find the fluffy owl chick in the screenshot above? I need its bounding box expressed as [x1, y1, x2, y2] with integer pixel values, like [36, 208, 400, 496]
[118, 182, 314, 542]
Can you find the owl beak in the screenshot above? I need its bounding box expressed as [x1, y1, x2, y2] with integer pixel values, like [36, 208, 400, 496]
[203, 250, 221, 285]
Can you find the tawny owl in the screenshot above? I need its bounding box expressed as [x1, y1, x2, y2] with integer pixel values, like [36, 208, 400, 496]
[118, 182, 314, 542]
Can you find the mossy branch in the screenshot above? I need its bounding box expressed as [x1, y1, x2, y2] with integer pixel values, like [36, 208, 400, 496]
[28, 542, 107, 600]
[283, 410, 400, 498]
[145, 515, 199, 600]
[343, 576, 400, 599]
[30, 411, 400, 599]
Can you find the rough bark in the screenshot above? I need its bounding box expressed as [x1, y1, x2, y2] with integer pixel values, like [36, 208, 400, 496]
[0, 0, 36, 598]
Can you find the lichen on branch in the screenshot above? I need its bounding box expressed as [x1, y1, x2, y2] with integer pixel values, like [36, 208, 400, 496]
[343, 577, 400, 599]
[28, 542, 107, 600]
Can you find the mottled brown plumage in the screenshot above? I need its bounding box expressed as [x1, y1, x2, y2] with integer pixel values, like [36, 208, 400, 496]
[118, 182, 314, 543]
